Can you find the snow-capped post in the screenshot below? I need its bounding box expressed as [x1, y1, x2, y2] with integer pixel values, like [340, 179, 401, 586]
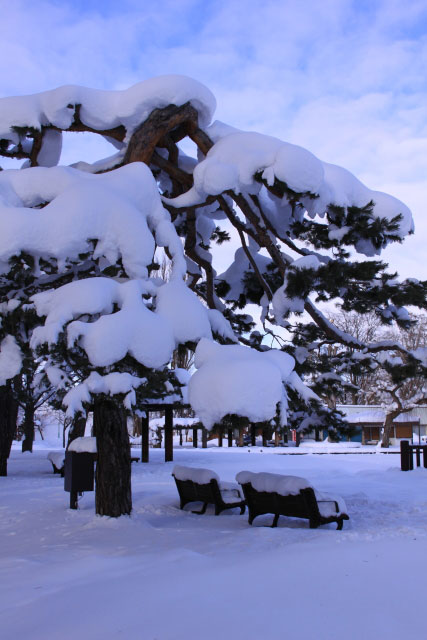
[0, 74, 425, 502]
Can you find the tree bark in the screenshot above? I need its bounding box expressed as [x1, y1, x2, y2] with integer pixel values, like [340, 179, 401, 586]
[93, 398, 132, 517]
[381, 412, 398, 448]
[0, 382, 19, 476]
[21, 403, 35, 453]
[67, 414, 87, 449]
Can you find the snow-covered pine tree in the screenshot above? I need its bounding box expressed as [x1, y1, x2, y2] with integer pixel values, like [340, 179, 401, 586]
[0, 75, 426, 505]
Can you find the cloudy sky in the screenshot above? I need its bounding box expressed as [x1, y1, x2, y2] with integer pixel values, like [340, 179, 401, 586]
[2, 0, 427, 281]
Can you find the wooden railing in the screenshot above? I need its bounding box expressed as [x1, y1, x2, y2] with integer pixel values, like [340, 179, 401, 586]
[400, 440, 427, 471]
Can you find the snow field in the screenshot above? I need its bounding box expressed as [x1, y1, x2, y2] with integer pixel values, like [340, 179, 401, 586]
[1, 446, 427, 640]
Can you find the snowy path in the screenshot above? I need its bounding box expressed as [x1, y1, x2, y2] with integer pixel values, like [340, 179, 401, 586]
[1, 446, 427, 639]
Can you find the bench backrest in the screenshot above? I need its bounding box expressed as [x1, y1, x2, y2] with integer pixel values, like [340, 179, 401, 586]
[173, 475, 223, 505]
[240, 482, 321, 521]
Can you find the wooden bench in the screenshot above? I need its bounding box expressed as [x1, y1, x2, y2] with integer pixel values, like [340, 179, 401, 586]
[172, 465, 246, 516]
[236, 471, 349, 530]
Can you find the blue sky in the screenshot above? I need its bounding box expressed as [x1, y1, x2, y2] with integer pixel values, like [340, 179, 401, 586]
[2, 0, 427, 280]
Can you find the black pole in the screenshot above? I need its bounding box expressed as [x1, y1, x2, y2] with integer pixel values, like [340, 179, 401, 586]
[227, 428, 233, 447]
[218, 427, 223, 447]
[165, 407, 173, 462]
[141, 413, 149, 463]
[70, 490, 78, 510]
[202, 428, 208, 448]
[400, 440, 411, 471]
[251, 425, 256, 446]
[192, 428, 198, 448]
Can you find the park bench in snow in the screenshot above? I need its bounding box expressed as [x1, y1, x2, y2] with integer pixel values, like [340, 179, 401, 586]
[236, 471, 349, 530]
[47, 451, 65, 476]
[172, 465, 246, 516]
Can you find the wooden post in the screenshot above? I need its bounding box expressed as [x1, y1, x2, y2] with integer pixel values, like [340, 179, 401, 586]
[227, 428, 233, 447]
[165, 407, 173, 462]
[275, 431, 280, 446]
[400, 440, 411, 471]
[262, 430, 268, 447]
[70, 490, 78, 510]
[238, 428, 243, 447]
[202, 428, 208, 448]
[218, 427, 223, 447]
[193, 428, 198, 448]
[141, 413, 149, 463]
[423, 445, 427, 469]
[251, 425, 256, 446]
[295, 431, 301, 447]
[416, 445, 421, 467]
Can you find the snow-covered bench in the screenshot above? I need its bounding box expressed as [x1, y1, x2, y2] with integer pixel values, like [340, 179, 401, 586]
[47, 451, 65, 476]
[236, 471, 349, 530]
[172, 465, 246, 516]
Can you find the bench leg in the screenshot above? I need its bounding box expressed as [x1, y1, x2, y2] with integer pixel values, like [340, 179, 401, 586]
[271, 514, 279, 528]
[192, 503, 207, 515]
[309, 519, 319, 529]
[240, 504, 245, 515]
[336, 519, 343, 530]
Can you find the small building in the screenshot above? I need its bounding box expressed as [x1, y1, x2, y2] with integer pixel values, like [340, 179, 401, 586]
[336, 405, 427, 445]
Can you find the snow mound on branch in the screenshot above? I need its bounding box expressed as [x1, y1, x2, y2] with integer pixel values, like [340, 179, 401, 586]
[0, 163, 185, 279]
[31, 277, 223, 370]
[63, 372, 145, 416]
[154, 280, 213, 344]
[0, 74, 215, 147]
[188, 338, 294, 429]
[168, 129, 413, 249]
[217, 246, 271, 301]
[0, 335, 23, 385]
[194, 132, 324, 195]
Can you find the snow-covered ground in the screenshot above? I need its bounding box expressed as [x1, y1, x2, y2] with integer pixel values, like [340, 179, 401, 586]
[2, 443, 426, 640]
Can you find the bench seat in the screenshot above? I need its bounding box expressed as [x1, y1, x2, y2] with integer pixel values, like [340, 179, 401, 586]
[236, 471, 349, 530]
[172, 465, 245, 516]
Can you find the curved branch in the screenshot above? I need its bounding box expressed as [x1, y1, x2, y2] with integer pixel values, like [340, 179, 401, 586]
[124, 102, 200, 165]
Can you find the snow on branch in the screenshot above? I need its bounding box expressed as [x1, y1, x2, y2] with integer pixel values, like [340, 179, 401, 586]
[0, 163, 185, 279]
[0, 75, 216, 165]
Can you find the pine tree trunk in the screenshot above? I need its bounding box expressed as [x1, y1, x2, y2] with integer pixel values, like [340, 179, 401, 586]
[381, 412, 397, 448]
[0, 382, 19, 476]
[21, 403, 35, 453]
[93, 398, 132, 517]
[67, 414, 87, 449]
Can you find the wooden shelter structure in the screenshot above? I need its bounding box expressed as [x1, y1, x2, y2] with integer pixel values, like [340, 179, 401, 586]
[138, 404, 236, 463]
